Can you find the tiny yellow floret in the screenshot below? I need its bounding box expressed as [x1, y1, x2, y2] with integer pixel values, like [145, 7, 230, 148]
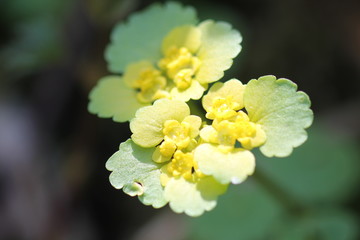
[136, 68, 168, 103]
[150, 114, 201, 164]
[206, 96, 241, 120]
[232, 111, 266, 149]
[124, 61, 169, 103]
[163, 119, 192, 149]
[158, 46, 201, 90]
[167, 150, 194, 178]
[214, 120, 239, 150]
[160, 150, 204, 186]
[159, 141, 177, 158]
[203, 111, 266, 151]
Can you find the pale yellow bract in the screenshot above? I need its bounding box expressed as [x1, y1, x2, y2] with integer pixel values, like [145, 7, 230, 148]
[194, 143, 256, 184]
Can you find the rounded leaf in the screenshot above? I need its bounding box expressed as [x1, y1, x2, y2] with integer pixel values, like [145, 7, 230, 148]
[88, 76, 148, 122]
[195, 20, 242, 84]
[105, 139, 167, 208]
[256, 125, 360, 205]
[164, 176, 227, 217]
[106, 2, 198, 73]
[244, 75, 313, 157]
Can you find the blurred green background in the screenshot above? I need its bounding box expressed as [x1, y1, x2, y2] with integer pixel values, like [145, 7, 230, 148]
[0, 0, 359, 239]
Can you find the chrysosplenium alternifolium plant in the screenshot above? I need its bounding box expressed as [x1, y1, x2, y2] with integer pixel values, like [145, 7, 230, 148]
[88, 2, 313, 217]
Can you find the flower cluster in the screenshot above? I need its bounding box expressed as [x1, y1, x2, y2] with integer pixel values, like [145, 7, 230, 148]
[88, 2, 313, 217]
[88, 2, 241, 122]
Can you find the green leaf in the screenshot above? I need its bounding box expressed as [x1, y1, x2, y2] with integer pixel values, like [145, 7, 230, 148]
[244, 75, 313, 157]
[105, 139, 167, 208]
[164, 176, 228, 217]
[88, 75, 148, 122]
[188, 180, 359, 240]
[105, 2, 198, 73]
[187, 125, 360, 239]
[195, 20, 242, 84]
[256, 124, 360, 205]
[194, 143, 255, 184]
[189, 181, 284, 240]
[277, 209, 359, 240]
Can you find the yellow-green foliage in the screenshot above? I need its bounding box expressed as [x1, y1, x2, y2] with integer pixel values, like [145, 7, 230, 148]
[88, 2, 313, 217]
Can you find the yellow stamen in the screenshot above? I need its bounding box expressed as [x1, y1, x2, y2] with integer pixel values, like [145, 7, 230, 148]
[161, 150, 204, 185]
[134, 68, 167, 103]
[158, 46, 201, 90]
[206, 96, 241, 120]
[211, 111, 266, 150]
[163, 119, 191, 149]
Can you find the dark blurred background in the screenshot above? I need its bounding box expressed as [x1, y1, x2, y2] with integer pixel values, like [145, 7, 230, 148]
[0, 0, 359, 239]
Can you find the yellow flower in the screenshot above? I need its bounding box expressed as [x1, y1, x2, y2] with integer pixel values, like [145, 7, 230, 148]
[130, 99, 201, 147]
[202, 79, 245, 120]
[123, 61, 169, 103]
[201, 79, 266, 150]
[194, 79, 264, 185]
[125, 21, 242, 103]
[104, 76, 313, 217]
[152, 115, 201, 163]
[88, 2, 242, 122]
[129, 98, 227, 216]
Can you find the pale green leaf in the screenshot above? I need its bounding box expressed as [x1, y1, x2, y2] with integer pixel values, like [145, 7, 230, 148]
[244, 75, 313, 157]
[257, 124, 360, 205]
[277, 209, 359, 240]
[105, 139, 167, 208]
[189, 181, 284, 240]
[194, 143, 255, 184]
[164, 176, 228, 217]
[189, 181, 359, 240]
[130, 99, 190, 147]
[105, 2, 198, 73]
[88, 75, 148, 122]
[195, 20, 242, 84]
